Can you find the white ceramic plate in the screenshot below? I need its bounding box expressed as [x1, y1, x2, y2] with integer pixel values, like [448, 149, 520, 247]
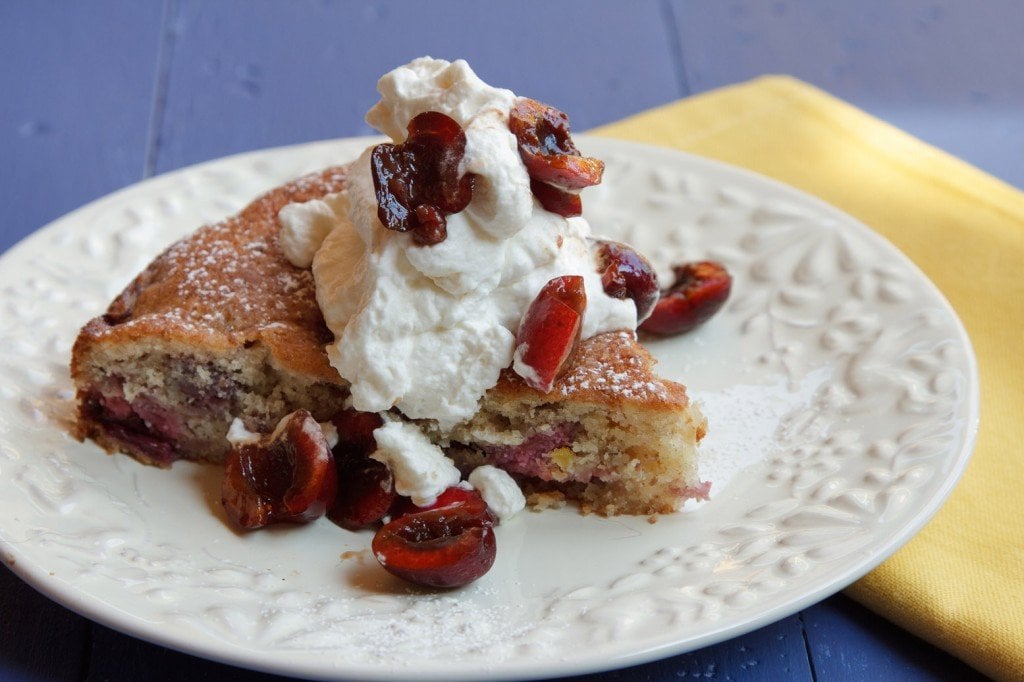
[0, 137, 978, 681]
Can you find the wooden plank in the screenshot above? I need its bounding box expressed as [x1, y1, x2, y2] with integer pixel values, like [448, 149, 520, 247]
[559, 615, 813, 681]
[0, 2, 164, 253]
[151, 0, 683, 174]
[0, 4, 162, 682]
[801, 596, 987, 680]
[0, 566, 88, 681]
[666, 0, 1024, 188]
[81, 615, 814, 681]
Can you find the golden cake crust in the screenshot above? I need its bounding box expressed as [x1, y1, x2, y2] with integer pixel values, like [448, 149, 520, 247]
[493, 330, 690, 412]
[71, 167, 350, 386]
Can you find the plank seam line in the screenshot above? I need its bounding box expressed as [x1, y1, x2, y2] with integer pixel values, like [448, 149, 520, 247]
[797, 611, 819, 682]
[143, 0, 179, 179]
[659, 0, 692, 97]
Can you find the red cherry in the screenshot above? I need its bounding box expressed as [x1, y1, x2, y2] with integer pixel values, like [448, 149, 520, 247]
[371, 111, 474, 245]
[529, 178, 582, 217]
[410, 204, 447, 245]
[325, 408, 393, 530]
[514, 276, 587, 392]
[371, 506, 497, 588]
[221, 411, 337, 530]
[594, 240, 660, 322]
[639, 261, 732, 336]
[509, 98, 604, 189]
[508, 98, 603, 218]
[331, 408, 383, 458]
[328, 456, 396, 531]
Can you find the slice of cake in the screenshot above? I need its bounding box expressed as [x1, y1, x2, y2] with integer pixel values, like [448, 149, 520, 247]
[72, 57, 710, 517]
[447, 331, 708, 515]
[71, 166, 707, 514]
[71, 167, 350, 467]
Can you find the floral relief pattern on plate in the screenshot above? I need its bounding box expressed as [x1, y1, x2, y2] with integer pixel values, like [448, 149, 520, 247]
[0, 137, 977, 680]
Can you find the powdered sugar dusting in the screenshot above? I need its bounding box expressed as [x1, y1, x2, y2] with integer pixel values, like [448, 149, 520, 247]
[162, 216, 316, 329]
[332, 587, 539, 666]
[87, 167, 347, 345]
[556, 331, 671, 401]
[694, 367, 833, 500]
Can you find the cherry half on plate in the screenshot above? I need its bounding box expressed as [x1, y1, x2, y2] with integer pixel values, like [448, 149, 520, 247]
[221, 410, 337, 530]
[640, 260, 732, 336]
[372, 487, 497, 588]
[327, 408, 396, 531]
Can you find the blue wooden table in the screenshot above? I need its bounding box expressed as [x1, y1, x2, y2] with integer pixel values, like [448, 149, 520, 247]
[2, 2, 1017, 680]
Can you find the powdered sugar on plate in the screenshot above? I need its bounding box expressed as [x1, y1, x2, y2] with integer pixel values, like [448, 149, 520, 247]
[693, 367, 833, 502]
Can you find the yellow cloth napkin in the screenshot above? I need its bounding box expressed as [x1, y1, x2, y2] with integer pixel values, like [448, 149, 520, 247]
[594, 76, 1024, 681]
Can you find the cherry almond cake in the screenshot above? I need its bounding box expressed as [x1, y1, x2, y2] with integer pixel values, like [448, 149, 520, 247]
[71, 58, 730, 587]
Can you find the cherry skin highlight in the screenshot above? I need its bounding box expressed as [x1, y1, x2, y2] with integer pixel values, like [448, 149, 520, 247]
[514, 275, 587, 392]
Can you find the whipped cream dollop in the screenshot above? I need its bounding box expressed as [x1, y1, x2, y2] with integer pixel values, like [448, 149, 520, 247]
[280, 57, 635, 429]
[370, 419, 461, 506]
[468, 465, 526, 522]
[225, 418, 260, 446]
[369, 420, 526, 519]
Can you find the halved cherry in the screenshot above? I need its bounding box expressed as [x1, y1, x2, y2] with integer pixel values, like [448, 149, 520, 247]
[326, 408, 393, 530]
[371, 111, 474, 245]
[594, 239, 660, 323]
[509, 98, 604, 189]
[529, 178, 582, 217]
[372, 505, 497, 588]
[331, 408, 384, 458]
[513, 275, 587, 392]
[221, 410, 337, 530]
[329, 456, 396, 531]
[639, 261, 732, 336]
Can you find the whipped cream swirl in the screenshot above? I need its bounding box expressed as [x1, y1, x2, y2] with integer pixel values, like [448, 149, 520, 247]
[281, 57, 635, 429]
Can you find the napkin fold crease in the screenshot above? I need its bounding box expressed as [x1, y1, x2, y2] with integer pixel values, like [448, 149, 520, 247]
[595, 76, 1024, 681]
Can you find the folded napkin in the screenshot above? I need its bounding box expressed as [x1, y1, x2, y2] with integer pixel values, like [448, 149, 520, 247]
[594, 76, 1024, 681]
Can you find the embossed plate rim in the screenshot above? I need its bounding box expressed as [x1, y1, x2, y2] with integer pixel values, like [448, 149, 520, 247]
[0, 136, 979, 681]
